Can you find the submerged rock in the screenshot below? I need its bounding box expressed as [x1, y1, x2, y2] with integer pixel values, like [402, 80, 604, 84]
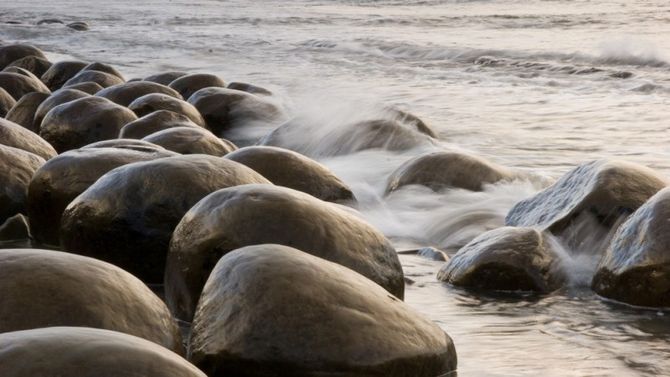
[0, 327, 206, 377]
[142, 126, 236, 156]
[592, 188, 670, 307]
[67, 21, 89, 31]
[0, 145, 45, 224]
[437, 227, 566, 293]
[386, 151, 518, 194]
[168, 73, 225, 100]
[0, 118, 56, 160]
[226, 146, 355, 203]
[128, 93, 205, 126]
[189, 244, 456, 377]
[40, 60, 87, 91]
[60, 155, 270, 282]
[0, 249, 183, 352]
[39, 96, 138, 152]
[4, 92, 50, 132]
[506, 160, 667, 250]
[166, 184, 403, 321]
[27, 147, 176, 246]
[97, 81, 182, 107]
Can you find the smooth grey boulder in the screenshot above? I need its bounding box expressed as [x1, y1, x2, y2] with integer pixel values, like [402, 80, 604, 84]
[63, 80, 104, 94]
[0, 327, 206, 377]
[0, 145, 45, 224]
[60, 155, 270, 282]
[97, 81, 182, 107]
[119, 110, 202, 139]
[226, 146, 355, 203]
[4, 92, 50, 132]
[144, 71, 188, 86]
[227, 81, 272, 96]
[0, 72, 50, 100]
[63, 69, 124, 88]
[166, 184, 403, 321]
[0, 249, 183, 352]
[0, 44, 46, 70]
[142, 126, 236, 156]
[6, 55, 51, 77]
[27, 147, 176, 246]
[189, 244, 455, 377]
[592, 187, 670, 307]
[33, 88, 89, 132]
[39, 96, 138, 152]
[0, 118, 56, 160]
[437, 227, 566, 293]
[386, 151, 518, 194]
[40, 60, 87, 91]
[82, 62, 124, 80]
[169, 73, 225, 100]
[0, 87, 16, 117]
[0, 214, 30, 241]
[81, 138, 168, 152]
[128, 93, 205, 126]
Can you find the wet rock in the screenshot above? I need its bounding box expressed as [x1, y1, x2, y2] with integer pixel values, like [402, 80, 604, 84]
[0, 72, 50, 100]
[27, 147, 176, 246]
[592, 188, 670, 307]
[0, 145, 45, 224]
[4, 92, 50, 132]
[60, 155, 270, 282]
[189, 244, 455, 377]
[417, 247, 449, 262]
[97, 81, 182, 107]
[142, 127, 235, 156]
[0, 214, 30, 241]
[261, 118, 433, 157]
[0, 327, 206, 377]
[0, 118, 56, 160]
[39, 96, 137, 152]
[0, 249, 183, 352]
[81, 138, 168, 152]
[6, 55, 51, 77]
[168, 73, 225, 100]
[227, 81, 272, 96]
[506, 160, 667, 249]
[119, 110, 202, 139]
[166, 184, 403, 321]
[0, 87, 16, 117]
[40, 60, 87, 90]
[33, 88, 89, 131]
[63, 69, 124, 88]
[36, 18, 64, 25]
[384, 107, 437, 138]
[226, 145, 355, 203]
[386, 151, 518, 194]
[188, 87, 284, 140]
[62, 80, 103, 94]
[128, 93, 205, 126]
[67, 21, 89, 31]
[144, 71, 188, 86]
[0, 44, 46, 70]
[437, 227, 566, 293]
[82, 62, 124, 80]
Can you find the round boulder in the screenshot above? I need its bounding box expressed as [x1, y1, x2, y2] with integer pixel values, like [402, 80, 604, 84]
[0, 118, 56, 160]
[0, 72, 50, 100]
[0, 249, 183, 352]
[0, 145, 45, 224]
[0, 327, 206, 377]
[128, 93, 205, 126]
[0, 214, 30, 242]
[119, 110, 202, 139]
[437, 227, 566, 293]
[82, 62, 124, 80]
[60, 155, 270, 282]
[189, 244, 456, 377]
[166, 184, 403, 321]
[28, 147, 176, 245]
[168, 73, 225, 100]
[0, 87, 16, 117]
[592, 187, 670, 307]
[0, 44, 46, 69]
[226, 146, 355, 202]
[63, 69, 124, 88]
[39, 96, 138, 152]
[227, 81, 272, 96]
[6, 55, 52, 77]
[40, 60, 87, 91]
[33, 88, 90, 131]
[97, 81, 182, 107]
[4, 92, 50, 132]
[62, 80, 104, 94]
[142, 126, 235, 156]
[386, 151, 518, 194]
[81, 138, 168, 152]
[144, 71, 187, 86]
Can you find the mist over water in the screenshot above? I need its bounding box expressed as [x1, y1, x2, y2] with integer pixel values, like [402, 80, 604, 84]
[2, 0, 670, 375]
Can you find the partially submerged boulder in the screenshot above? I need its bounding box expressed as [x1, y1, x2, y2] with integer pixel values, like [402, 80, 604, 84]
[226, 146, 355, 203]
[0, 145, 45, 224]
[128, 93, 205, 126]
[97, 81, 182, 107]
[0, 118, 57, 160]
[39, 96, 138, 152]
[227, 81, 272, 96]
[0, 327, 206, 377]
[437, 227, 566, 293]
[592, 188, 670, 307]
[386, 151, 518, 194]
[0, 249, 183, 352]
[27, 147, 176, 246]
[142, 126, 236, 156]
[189, 244, 456, 377]
[166, 184, 403, 321]
[119, 110, 202, 139]
[60, 155, 270, 282]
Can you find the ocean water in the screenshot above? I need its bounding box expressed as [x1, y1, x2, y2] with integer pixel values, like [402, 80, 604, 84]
[1, 0, 669, 375]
